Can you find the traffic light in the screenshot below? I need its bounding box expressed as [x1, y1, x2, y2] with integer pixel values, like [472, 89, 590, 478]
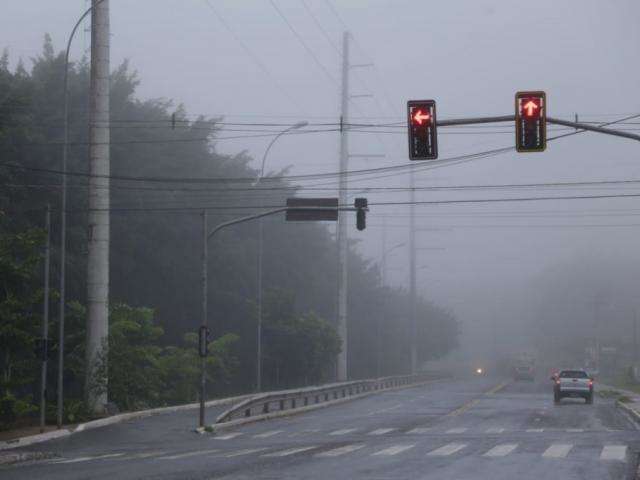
[198, 326, 210, 358]
[355, 198, 367, 231]
[407, 100, 438, 160]
[515, 91, 546, 152]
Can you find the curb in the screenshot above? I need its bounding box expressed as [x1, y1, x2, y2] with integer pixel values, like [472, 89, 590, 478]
[0, 393, 253, 451]
[616, 399, 640, 428]
[202, 377, 449, 434]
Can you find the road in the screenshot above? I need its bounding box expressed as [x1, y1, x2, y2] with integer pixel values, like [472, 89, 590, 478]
[2, 377, 639, 479]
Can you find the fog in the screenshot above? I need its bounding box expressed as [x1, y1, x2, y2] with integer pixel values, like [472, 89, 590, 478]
[4, 0, 640, 371]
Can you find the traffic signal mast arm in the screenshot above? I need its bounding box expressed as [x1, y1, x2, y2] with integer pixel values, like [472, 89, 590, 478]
[433, 115, 640, 142]
[207, 206, 363, 239]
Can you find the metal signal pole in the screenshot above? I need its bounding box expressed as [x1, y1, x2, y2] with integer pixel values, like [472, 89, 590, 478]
[409, 169, 417, 374]
[40, 205, 51, 433]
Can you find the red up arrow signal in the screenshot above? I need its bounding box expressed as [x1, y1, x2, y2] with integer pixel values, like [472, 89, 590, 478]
[413, 109, 431, 125]
[522, 100, 540, 117]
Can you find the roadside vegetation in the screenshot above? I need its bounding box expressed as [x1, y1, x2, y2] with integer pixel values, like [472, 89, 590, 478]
[0, 37, 459, 431]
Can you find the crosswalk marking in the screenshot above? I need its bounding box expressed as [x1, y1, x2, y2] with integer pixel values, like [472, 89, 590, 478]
[600, 445, 627, 461]
[315, 444, 365, 458]
[406, 427, 431, 434]
[526, 428, 544, 433]
[329, 428, 358, 436]
[446, 428, 467, 434]
[484, 443, 518, 457]
[214, 432, 242, 440]
[542, 444, 573, 458]
[372, 444, 415, 456]
[55, 453, 124, 464]
[368, 428, 396, 435]
[158, 449, 219, 460]
[223, 448, 269, 458]
[262, 446, 318, 457]
[486, 428, 505, 434]
[427, 443, 467, 456]
[253, 430, 283, 439]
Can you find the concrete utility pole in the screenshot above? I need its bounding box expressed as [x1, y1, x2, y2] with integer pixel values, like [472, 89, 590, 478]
[40, 205, 51, 433]
[85, 0, 110, 413]
[336, 31, 350, 381]
[409, 169, 417, 374]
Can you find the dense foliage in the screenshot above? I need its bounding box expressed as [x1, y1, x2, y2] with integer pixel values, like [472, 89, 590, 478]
[0, 37, 459, 429]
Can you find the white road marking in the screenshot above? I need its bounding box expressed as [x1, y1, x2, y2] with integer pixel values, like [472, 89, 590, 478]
[367, 404, 402, 416]
[565, 428, 583, 433]
[315, 444, 365, 458]
[213, 433, 242, 440]
[158, 449, 219, 460]
[55, 453, 124, 464]
[542, 444, 573, 458]
[526, 428, 544, 433]
[262, 445, 318, 457]
[223, 448, 269, 458]
[406, 427, 431, 434]
[427, 443, 467, 456]
[253, 430, 283, 439]
[368, 428, 396, 435]
[446, 428, 467, 434]
[484, 443, 518, 457]
[486, 428, 505, 434]
[126, 451, 166, 460]
[288, 429, 320, 437]
[372, 444, 415, 456]
[329, 428, 358, 436]
[600, 445, 627, 461]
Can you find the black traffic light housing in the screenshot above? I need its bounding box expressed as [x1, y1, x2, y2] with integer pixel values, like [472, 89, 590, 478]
[355, 198, 367, 231]
[199, 326, 210, 358]
[407, 100, 438, 160]
[515, 91, 546, 152]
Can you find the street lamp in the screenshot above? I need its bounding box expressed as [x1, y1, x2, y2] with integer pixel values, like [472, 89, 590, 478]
[255, 121, 308, 392]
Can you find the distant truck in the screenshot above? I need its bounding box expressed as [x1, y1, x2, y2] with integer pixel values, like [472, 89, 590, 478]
[513, 352, 536, 381]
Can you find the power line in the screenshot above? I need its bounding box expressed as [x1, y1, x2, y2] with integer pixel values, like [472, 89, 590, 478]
[0, 144, 515, 185]
[268, 0, 338, 85]
[202, 0, 306, 113]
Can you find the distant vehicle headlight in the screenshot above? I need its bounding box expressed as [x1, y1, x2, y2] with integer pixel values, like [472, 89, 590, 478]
[476, 368, 484, 375]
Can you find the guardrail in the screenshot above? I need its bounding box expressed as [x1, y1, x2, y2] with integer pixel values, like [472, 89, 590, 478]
[214, 372, 446, 425]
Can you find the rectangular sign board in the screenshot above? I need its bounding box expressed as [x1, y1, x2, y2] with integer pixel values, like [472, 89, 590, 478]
[407, 99, 438, 160]
[286, 197, 339, 222]
[515, 91, 546, 152]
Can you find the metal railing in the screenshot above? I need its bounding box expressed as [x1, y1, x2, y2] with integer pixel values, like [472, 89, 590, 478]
[214, 372, 446, 425]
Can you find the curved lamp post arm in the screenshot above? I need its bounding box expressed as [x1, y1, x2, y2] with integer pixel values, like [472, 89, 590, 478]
[256, 121, 308, 184]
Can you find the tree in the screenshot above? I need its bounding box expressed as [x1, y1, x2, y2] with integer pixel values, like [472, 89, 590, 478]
[0, 224, 44, 426]
[261, 289, 340, 388]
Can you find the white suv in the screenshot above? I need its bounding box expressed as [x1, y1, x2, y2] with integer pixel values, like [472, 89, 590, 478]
[552, 369, 593, 404]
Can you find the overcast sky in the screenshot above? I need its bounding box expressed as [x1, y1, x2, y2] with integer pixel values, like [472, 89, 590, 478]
[3, 0, 640, 359]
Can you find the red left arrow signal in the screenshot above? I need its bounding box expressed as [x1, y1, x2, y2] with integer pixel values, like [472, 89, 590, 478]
[413, 109, 431, 125]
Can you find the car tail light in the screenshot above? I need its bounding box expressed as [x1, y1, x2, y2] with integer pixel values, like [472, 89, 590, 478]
[555, 379, 560, 385]
[588, 379, 593, 387]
